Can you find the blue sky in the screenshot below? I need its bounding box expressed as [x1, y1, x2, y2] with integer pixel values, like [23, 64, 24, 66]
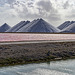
[0, 0, 75, 27]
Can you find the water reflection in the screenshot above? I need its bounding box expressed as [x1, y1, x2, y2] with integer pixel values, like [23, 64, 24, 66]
[0, 59, 75, 75]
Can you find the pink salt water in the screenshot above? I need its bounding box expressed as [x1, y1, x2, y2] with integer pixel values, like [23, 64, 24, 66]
[0, 33, 75, 42]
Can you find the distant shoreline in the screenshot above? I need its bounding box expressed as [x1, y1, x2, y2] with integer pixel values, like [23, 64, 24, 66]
[0, 39, 75, 45]
[0, 41, 75, 67]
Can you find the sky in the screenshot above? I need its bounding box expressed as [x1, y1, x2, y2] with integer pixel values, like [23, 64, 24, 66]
[0, 0, 75, 27]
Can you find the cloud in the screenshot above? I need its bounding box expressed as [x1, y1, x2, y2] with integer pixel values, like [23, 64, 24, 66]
[0, 0, 61, 26]
[0, 0, 23, 26]
[37, 0, 53, 12]
[0, 0, 16, 5]
[0, 0, 75, 27]
[66, 8, 75, 19]
[7, 0, 16, 4]
[63, 1, 70, 9]
[16, 0, 61, 22]
[36, 0, 61, 21]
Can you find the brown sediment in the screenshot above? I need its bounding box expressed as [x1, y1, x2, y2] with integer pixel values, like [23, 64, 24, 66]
[0, 41, 75, 67]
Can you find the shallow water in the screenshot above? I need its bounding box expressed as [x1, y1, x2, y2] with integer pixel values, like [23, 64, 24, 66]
[0, 33, 75, 42]
[0, 59, 75, 75]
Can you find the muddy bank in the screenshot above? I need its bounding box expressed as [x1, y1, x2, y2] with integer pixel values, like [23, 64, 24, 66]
[0, 41, 75, 66]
